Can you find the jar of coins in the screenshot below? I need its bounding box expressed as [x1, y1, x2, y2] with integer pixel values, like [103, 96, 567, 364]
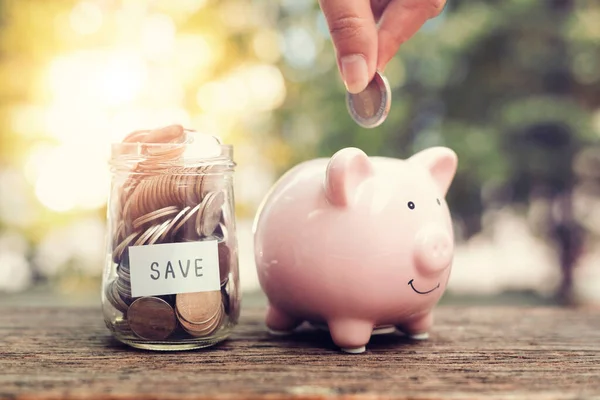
[102, 125, 240, 350]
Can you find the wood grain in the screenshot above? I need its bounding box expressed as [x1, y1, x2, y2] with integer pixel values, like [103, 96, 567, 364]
[1, 305, 599, 400]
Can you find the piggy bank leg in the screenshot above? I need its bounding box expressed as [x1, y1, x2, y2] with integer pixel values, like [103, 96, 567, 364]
[397, 312, 433, 340]
[266, 305, 301, 336]
[328, 319, 373, 354]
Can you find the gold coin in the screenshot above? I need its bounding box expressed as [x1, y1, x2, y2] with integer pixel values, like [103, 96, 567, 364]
[127, 297, 177, 341]
[175, 290, 222, 325]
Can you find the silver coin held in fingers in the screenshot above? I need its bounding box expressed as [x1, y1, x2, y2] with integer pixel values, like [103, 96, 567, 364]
[346, 71, 391, 129]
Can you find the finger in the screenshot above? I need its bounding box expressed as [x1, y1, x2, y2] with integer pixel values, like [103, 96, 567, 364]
[318, 0, 378, 94]
[371, 0, 393, 21]
[376, 0, 446, 70]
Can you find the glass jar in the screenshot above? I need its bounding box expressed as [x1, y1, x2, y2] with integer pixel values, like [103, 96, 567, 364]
[102, 125, 240, 351]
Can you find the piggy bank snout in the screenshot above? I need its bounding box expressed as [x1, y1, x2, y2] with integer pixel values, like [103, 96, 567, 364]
[414, 227, 453, 275]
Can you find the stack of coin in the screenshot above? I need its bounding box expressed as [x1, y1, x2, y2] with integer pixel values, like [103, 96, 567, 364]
[115, 258, 132, 304]
[105, 278, 129, 314]
[113, 183, 227, 253]
[175, 291, 224, 337]
[105, 124, 237, 342]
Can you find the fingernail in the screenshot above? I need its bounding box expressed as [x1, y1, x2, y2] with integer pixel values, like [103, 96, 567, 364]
[340, 54, 369, 94]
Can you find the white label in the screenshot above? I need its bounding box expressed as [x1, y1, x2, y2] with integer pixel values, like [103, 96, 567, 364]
[128, 240, 220, 298]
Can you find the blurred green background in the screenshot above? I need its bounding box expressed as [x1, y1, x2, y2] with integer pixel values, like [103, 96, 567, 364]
[0, 0, 599, 307]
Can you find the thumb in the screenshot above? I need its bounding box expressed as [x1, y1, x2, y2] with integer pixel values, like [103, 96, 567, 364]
[319, 0, 378, 94]
[377, 0, 446, 70]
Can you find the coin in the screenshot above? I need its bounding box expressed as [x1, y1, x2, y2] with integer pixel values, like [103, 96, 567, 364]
[177, 304, 224, 337]
[171, 203, 202, 238]
[106, 279, 129, 313]
[113, 317, 133, 335]
[112, 231, 141, 264]
[200, 172, 226, 198]
[218, 241, 231, 284]
[221, 283, 230, 315]
[133, 223, 162, 246]
[132, 206, 179, 230]
[117, 265, 130, 282]
[192, 167, 209, 203]
[158, 206, 190, 242]
[346, 71, 391, 129]
[127, 297, 177, 340]
[175, 291, 222, 324]
[112, 220, 125, 251]
[176, 302, 219, 326]
[191, 306, 224, 336]
[146, 218, 173, 245]
[197, 190, 225, 237]
[146, 124, 185, 144]
[224, 274, 240, 321]
[123, 124, 185, 145]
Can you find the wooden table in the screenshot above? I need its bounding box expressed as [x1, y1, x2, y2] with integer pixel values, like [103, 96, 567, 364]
[2, 305, 600, 399]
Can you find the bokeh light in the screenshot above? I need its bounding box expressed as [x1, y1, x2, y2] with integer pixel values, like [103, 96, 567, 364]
[0, 0, 599, 308]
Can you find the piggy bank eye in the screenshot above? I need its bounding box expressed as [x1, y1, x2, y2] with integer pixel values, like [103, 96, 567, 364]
[436, 198, 441, 206]
[407, 201, 415, 210]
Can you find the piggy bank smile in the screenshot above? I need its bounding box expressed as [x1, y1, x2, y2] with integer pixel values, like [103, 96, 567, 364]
[408, 279, 440, 295]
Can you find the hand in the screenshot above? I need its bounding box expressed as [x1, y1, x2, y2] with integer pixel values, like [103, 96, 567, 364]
[318, 0, 446, 93]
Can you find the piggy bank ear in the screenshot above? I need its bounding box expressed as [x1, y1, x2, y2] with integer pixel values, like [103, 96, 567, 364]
[325, 147, 373, 207]
[408, 147, 458, 195]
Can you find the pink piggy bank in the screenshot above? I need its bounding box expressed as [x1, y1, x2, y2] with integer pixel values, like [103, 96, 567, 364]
[253, 146, 458, 353]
